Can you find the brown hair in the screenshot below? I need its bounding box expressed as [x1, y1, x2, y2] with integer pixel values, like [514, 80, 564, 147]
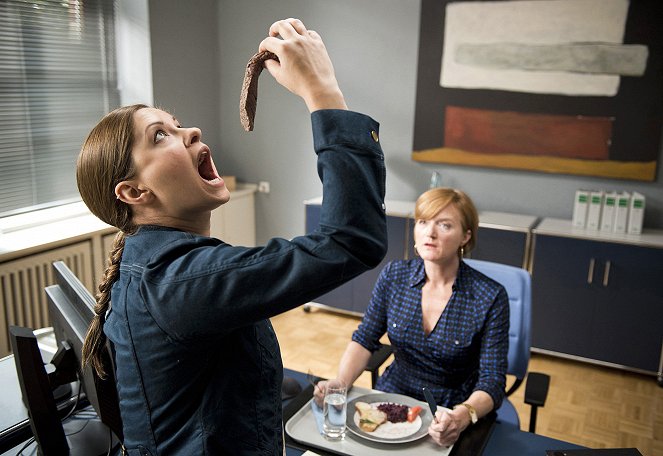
[78, 104, 147, 377]
[414, 187, 479, 255]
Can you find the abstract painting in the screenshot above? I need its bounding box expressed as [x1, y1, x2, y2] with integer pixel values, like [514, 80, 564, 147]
[412, 0, 662, 181]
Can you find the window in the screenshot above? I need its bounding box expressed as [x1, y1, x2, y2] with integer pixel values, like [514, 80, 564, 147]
[0, 0, 120, 217]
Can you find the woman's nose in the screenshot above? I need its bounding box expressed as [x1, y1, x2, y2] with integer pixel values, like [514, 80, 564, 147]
[184, 127, 202, 146]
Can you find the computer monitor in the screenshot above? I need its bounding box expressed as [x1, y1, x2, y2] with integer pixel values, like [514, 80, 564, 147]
[46, 260, 123, 443]
[9, 326, 70, 455]
[9, 260, 122, 455]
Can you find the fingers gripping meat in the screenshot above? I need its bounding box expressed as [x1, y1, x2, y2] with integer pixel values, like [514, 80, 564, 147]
[239, 51, 279, 131]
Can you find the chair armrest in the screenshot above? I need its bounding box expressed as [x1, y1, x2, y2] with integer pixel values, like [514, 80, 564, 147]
[505, 377, 524, 397]
[524, 372, 550, 407]
[364, 344, 392, 388]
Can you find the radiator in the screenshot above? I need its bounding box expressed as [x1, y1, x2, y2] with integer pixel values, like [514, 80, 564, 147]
[0, 242, 95, 357]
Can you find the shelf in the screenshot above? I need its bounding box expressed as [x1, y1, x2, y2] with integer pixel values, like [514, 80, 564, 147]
[534, 217, 663, 249]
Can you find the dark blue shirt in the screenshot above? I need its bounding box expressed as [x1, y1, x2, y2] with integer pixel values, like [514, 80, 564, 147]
[352, 259, 509, 409]
[104, 110, 387, 455]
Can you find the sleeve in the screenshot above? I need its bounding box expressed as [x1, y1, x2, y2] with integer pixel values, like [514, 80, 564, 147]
[351, 262, 392, 353]
[143, 110, 389, 340]
[473, 285, 510, 409]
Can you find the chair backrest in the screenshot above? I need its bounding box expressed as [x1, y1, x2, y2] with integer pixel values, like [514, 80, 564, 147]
[464, 259, 531, 382]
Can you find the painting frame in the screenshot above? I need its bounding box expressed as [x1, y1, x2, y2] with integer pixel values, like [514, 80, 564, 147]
[411, 0, 663, 181]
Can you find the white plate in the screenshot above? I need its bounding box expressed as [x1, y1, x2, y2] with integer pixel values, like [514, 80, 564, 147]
[346, 393, 433, 444]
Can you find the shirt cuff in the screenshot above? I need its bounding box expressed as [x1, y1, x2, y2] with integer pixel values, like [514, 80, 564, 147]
[311, 109, 382, 157]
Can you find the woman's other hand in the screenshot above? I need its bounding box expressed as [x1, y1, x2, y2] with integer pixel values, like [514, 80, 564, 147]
[428, 408, 471, 447]
[312, 380, 327, 407]
[259, 18, 346, 112]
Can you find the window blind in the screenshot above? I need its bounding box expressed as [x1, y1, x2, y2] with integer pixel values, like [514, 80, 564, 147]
[0, 0, 119, 217]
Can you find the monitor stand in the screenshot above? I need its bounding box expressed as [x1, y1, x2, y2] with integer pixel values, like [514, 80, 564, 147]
[52, 384, 72, 403]
[62, 417, 120, 456]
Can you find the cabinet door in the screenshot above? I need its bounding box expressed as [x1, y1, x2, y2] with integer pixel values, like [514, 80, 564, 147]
[589, 243, 663, 372]
[531, 235, 602, 358]
[471, 228, 528, 268]
[352, 215, 408, 313]
[305, 204, 354, 312]
[305, 205, 409, 314]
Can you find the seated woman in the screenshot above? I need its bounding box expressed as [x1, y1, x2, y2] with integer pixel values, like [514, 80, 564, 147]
[314, 187, 509, 447]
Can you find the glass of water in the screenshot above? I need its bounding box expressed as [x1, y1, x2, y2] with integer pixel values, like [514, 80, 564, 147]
[322, 379, 347, 440]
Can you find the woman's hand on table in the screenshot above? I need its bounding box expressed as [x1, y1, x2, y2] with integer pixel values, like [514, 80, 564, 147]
[428, 408, 471, 447]
[312, 380, 327, 407]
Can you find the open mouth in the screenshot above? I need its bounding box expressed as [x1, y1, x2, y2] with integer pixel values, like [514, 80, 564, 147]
[197, 150, 222, 183]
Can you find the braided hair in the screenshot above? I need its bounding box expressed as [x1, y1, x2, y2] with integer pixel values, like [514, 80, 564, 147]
[77, 104, 147, 377]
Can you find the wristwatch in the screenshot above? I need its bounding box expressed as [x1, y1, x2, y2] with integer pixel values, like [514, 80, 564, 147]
[455, 402, 478, 424]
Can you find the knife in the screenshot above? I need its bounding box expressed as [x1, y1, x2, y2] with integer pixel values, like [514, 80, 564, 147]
[422, 387, 438, 421]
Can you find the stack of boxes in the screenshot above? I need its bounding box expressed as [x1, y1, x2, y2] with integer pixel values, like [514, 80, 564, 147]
[572, 190, 646, 234]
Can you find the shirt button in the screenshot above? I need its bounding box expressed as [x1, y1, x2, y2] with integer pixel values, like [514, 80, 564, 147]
[371, 130, 379, 142]
[392, 323, 397, 328]
[454, 340, 460, 345]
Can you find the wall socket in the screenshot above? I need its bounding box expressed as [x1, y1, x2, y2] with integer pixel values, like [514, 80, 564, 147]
[258, 181, 270, 193]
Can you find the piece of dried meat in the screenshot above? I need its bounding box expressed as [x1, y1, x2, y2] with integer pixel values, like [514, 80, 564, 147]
[239, 50, 279, 131]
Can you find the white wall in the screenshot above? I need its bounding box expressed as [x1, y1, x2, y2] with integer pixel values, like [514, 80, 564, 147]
[116, 0, 153, 106]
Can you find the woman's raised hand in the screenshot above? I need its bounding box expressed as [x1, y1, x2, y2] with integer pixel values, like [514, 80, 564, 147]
[259, 18, 347, 112]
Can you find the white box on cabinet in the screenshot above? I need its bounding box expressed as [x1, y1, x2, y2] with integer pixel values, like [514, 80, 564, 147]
[600, 192, 618, 232]
[613, 192, 630, 234]
[572, 190, 589, 229]
[627, 192, 646, 235]
[586, 190, 604, 231]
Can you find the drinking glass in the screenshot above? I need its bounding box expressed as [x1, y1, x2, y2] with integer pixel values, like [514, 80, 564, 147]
[322, 379, 347, 440]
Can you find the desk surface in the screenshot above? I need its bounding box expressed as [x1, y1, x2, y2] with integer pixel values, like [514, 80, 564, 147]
[1, 359, 586, 455]
[283, 368, 584, 456]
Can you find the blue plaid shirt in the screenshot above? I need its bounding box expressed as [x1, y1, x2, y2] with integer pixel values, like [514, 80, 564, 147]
[352, 259, 509, 409]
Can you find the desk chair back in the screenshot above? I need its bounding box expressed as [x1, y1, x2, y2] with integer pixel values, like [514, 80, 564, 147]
[464, 259, 549, 432]
[463, 259, 531, 392]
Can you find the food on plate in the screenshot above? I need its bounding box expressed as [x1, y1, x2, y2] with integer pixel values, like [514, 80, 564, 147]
[407, 405, 422, 423]
[355, 401, 387, 432]
[355, 401, 424, 433]
[377, 402, 409, 423]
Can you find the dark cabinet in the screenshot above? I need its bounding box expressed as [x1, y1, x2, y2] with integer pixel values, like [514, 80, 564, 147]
[304, 200, 536, 315]
[469, 212, 539, 269]
[304, 202, 411, 314]
[531, 218, 663, 375]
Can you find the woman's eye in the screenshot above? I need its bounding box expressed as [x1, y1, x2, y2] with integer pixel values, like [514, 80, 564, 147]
[154, 130, 167, 143]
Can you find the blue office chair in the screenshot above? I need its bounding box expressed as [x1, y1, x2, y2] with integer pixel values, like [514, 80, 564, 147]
[364, 258, 550, 432]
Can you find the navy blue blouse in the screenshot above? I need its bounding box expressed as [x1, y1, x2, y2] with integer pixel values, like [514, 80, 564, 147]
[352, 259, 509, 409]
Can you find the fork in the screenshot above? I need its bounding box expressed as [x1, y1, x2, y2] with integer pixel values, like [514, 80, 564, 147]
[306, 369, 321, 392]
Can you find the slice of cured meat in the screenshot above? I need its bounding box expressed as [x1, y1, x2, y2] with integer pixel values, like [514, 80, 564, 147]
[239, 50, 279, 131]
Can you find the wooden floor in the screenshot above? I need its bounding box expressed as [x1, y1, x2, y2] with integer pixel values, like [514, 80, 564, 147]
[271, 306, 663, 456]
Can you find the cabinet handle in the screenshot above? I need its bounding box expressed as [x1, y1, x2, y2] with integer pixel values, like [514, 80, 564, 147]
[602, 260, 611, 287]
[587, 258, 595, 284]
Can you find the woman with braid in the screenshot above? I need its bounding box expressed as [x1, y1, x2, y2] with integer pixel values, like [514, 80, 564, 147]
[76, 18, 386, 455]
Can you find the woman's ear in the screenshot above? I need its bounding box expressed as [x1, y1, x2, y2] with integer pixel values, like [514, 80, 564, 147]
[462, 229, 472, 246]
[115, 181, 153, 205]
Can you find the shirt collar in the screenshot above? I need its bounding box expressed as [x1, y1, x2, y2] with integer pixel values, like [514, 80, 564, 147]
[408, 258, 471, 292]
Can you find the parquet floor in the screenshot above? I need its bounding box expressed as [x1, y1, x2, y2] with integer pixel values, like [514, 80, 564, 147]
[271, 306, 663, 456]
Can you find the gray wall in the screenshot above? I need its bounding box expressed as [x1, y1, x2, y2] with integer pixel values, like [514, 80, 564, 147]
[149, 0, 663, 244]
[148, 0, 221, 153]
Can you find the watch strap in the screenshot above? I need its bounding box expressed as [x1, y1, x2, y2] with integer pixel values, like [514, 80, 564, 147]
[454, 402, 478, 424]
